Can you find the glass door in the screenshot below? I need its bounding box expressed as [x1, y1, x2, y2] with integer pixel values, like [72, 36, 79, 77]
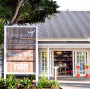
[39, 50, 54, 76]
[39, 51, 47, 76]
[73, 51, 87, 77]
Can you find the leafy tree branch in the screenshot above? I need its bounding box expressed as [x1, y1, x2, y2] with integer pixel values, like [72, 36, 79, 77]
[0, 0, 59, 44]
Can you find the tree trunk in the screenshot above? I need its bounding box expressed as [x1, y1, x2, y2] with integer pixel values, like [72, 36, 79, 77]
[10, 0, 25, 25]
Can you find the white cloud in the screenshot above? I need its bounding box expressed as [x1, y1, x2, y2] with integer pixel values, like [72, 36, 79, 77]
[54, 0, 90, 11]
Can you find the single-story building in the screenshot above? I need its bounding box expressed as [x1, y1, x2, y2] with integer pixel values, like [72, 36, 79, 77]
[1, 11, 90, 79]
[37, 11, 90, 78]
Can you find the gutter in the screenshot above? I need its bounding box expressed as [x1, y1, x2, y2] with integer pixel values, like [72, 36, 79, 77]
[38, 38, 90, 42]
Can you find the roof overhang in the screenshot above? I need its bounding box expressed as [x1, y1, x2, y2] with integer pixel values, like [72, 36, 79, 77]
[38, 38, 90, 42]
[38, 43, 90, 48]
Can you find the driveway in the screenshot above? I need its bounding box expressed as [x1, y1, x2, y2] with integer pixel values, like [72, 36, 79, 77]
[58, 77, 90, 89]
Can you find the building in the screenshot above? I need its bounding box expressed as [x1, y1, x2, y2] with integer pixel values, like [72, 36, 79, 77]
[37, 11, 90, 78]
[2, 11, 90, 79]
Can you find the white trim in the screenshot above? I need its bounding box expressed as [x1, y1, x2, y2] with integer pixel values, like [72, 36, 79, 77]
[5, 25, 37, 28]
[44, 51, 45, 74]
[36, 26, 38, 86]
[39, 44, 90, 46]
[38, 38, 90, 42]
[47, 47, 49, 80]
[4, 26, 6, 79]
[50, 51, 51, 76]
[41, 51, 42, 75]
[38, 44, 90, 48]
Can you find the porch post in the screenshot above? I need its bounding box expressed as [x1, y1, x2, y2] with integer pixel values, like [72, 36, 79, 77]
[36, 26, 38, 86]
[47, 47, 50, 80]
[4, 26, 6, 79]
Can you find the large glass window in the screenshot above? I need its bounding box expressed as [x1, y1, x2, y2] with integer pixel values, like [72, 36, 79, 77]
[39, 50, 54, 76]
[76, 51, 87, 74]
[39, 51, 47, 75]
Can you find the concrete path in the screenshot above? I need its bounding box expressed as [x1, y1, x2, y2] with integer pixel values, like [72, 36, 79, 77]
[58, 77, 90, 89]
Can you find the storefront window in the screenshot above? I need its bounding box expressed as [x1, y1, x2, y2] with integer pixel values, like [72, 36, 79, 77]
[76, 51, 87, 74]
[39, 50, 54, 76]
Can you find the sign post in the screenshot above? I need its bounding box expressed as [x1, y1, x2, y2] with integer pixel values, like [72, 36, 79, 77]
[4, 26, 38, 81]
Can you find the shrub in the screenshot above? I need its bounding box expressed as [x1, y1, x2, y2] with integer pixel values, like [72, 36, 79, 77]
[18, 77, 32, 89]
[52, 80, 59, 87]
[0, 75, 35, 89]
[6, 74, 14, 80]
[38, 75, 59, 89]
[0, 78, 5, 88]
[6, 75, 18, 89]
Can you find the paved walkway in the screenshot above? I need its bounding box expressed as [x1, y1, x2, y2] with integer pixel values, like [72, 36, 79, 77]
[58, 77, 90, 89]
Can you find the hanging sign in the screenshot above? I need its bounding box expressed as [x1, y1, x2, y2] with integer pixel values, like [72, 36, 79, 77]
[4, 26, 37, 74]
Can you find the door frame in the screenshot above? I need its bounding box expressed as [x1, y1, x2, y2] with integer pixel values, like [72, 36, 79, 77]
[39, 48, 89, 77]
[54, 51, 73, 77]
[73, 50, 88, 77]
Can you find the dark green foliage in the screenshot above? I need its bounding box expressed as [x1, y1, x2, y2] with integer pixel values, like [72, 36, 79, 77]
[0, 0, 59, 25]
[0, 78, 5, 88]
[0, 75, 17, 89]
[0, 0, 59, 45]
[0, 20, 4, 44]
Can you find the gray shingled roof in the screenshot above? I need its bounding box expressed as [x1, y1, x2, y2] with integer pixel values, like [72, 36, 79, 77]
[38, 11, 90, 39]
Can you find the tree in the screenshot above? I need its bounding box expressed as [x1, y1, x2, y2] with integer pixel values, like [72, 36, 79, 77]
[0, 0, 59, 25]
[0, 0, 59, 44]
[0, 19, 4, 44]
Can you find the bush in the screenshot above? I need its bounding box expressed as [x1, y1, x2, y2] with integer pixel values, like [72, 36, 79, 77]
[0, 78, 5, 88]
[6, 75, 18, 89]
[0, 74, 60, 89]
[38, 75, 59, 89]
[18, 77, 32, 89]
[0, 75, 34, 89]
[52, 80, 59, 87]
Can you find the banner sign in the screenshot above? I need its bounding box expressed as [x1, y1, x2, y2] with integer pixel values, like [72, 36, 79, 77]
[4, 26, 37, 74]
[6, 27, 36, 50]
[6, 50, 35, 61]
[7, 62, 35, 73]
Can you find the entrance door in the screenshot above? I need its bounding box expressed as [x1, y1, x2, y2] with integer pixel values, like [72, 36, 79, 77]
[54, 51, 73, 76]
[73, 51, 87, 77]
[39, 50, 54, 77]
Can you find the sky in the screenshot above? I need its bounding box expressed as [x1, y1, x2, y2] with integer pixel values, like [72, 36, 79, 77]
[54, 0, 90, 11]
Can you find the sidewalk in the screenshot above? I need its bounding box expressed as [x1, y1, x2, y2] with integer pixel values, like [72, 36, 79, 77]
[58, 77, 90, 89]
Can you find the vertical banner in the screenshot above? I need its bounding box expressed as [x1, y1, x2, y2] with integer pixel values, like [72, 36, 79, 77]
[4, 26, 38, 77]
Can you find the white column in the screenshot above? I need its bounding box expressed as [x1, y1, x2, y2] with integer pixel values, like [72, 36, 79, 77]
[47, 47, 50, 80]
[73, 51, 74, 77]
[36, 26, 38, 86]
[4, 26, 6, 79]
